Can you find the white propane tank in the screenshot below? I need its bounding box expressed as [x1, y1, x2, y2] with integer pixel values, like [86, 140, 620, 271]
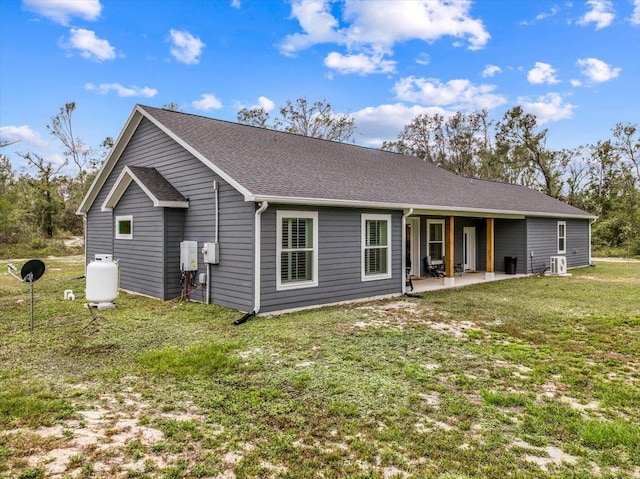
[86, 254, 119, 305]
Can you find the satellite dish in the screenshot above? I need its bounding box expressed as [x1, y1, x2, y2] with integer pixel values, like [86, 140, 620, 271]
[7, 259, 46, 331]
[20, 259, 46, 283]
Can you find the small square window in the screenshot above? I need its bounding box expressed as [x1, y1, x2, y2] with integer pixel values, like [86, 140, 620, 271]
[116, 215, 133, 240]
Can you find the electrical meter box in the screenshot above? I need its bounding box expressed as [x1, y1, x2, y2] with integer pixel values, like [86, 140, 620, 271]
[202, 242, 220, 264]
[180, 241, 198, 271]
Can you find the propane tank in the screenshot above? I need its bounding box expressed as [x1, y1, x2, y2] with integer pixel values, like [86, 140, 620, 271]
[86, 254, 118, 307]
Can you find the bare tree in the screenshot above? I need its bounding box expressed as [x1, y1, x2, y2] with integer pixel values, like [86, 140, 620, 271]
[613, 122, 639, 184]
[495, 106, 564, 198]
[47, 102, 96, 194]
[237, 98, 356, 142]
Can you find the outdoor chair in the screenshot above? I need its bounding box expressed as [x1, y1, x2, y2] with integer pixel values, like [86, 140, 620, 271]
[423, 256, 445, 278]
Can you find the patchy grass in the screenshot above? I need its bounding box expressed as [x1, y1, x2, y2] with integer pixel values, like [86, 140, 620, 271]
[0, 256, 639, 478]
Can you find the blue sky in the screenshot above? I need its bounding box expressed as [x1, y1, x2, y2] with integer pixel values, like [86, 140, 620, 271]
[1, 0, 639, 173]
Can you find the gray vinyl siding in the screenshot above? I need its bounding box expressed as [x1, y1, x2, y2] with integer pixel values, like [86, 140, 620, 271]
[86, 208, 113, 265]
[86, 118, 254, 310]
[526, 218, 591, 272]
[208, 181, 254, 312]
[565, 219, 591, 267]
[494, 219, 527, 274]
[164, 208, 185, 300]
[259, 207, 403, 313]
[113, 183, 164, 298]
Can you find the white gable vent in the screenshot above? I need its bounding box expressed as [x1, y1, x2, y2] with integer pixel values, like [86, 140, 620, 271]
[550, 256, 567, 275]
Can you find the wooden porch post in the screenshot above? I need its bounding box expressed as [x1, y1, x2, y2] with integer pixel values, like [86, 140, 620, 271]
[486, 218, 495, 280]
[445, 216, 455, 285]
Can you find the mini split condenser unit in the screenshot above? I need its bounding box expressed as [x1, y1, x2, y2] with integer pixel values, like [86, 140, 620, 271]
[550, 256, 567, 275]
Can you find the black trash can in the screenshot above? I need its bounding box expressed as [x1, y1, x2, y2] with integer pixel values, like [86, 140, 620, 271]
[504, 256, 517, 274]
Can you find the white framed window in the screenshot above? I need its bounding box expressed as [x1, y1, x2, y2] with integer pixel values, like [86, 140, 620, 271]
[115, 215, 133, 240]
[362, 214, 392, 281]
[276, 211, 318, 291]
[427, 219, 445, 263]
[557, 221, 566, 254]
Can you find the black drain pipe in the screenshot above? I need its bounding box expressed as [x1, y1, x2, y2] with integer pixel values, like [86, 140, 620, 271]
[233, 310, 256, 326]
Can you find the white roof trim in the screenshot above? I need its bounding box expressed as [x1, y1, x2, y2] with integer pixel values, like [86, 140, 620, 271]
[101, 166, 189, 211]
[77, 108, 143, 215]
[77, 104, 250, 215]
[250, 195, 596, 220]
[137, 106, 253, 201]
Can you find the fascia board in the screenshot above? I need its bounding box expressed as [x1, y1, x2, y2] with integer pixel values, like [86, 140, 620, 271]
[76, 107, 143, 215]
[250, 195, 595, 220]
[101, 167, 133, 211]
[101, 166, 189, 210]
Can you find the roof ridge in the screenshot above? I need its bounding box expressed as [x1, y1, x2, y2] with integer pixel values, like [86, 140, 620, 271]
[137, 103, 427, 163]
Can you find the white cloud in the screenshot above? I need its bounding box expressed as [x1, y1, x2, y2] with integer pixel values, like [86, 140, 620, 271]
[65, 28, 115, 62]
[352, 103, 450, 147]
[192, 94, 223, 111]
[23, 0, 102, 25]
[85, 83, 158, 97]
[415, 53, 430, 66]
[577, 0, 615, 29]
[632, 0, 640, 25]
[255, 96, 275, 112]
[279, 0, 490, 71]
[169, 29, 205, 64]
[230, 0, 241, 8]
[48, 153, 67, 167]
[324, 51, 396, 75]
[482, 64, 502, 78]
[520, 5, 560, 25]
[0, 125, 48, 148]
[577, 57, 621, 82]
[527, 62, 560, 84]
[279, 0, 342, 56]
[570, 79, 583, 87]
[393, 76, 507, 111]
[519, 93, 576, 124]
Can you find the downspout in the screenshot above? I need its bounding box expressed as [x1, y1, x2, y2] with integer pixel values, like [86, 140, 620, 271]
[253, 201, 269, 313]
[401, 208, 414, 295]
[235, 201, 269, 325]
[206, 180, 219, 305]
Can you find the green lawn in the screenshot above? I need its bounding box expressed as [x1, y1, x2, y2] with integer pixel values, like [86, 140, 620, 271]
[1, 256, 639, 478]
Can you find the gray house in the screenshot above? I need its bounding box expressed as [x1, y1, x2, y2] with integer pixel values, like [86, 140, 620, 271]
[77, 105, 595, 314]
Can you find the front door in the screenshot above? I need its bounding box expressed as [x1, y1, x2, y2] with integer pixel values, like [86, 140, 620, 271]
[463, 227, 476, 271]
[406, 218, 420, 277]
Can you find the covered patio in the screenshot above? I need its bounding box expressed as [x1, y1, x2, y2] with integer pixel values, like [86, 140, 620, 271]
[408, 271, 529, 293]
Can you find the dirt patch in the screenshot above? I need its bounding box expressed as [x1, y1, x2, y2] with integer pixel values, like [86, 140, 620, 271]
[592, 257, 640, 263]
[5, 389, 219, 478]
[63, 236, 84, 248]
[353, 301, 476, 335]
[513, 438, 578, 471]
[574, 275, 640, 284]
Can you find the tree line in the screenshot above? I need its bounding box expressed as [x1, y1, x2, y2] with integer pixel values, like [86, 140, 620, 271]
[1, 99, 638, 256]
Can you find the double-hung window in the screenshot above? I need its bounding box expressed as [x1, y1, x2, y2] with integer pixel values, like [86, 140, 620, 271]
[277, 211, 318, 290]
[115, 215, 133, 240]
[557, 221, 566, 254]
[427, 219, 445, 262]
[362, 214, 391, 281]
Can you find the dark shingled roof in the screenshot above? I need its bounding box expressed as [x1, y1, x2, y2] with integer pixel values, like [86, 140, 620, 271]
[134, 105, 593, 218]
[127, 166, 187, 203]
